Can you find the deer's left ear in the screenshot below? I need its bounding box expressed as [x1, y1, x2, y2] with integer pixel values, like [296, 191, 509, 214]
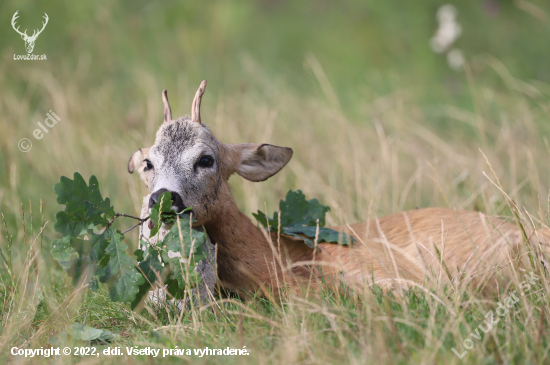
[224, 143, 293, 182]
[128, 147, 151, 187]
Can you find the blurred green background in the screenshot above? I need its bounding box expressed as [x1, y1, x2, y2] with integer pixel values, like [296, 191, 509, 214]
[3, 0, 550, 109]
[1, 0, 549, 250]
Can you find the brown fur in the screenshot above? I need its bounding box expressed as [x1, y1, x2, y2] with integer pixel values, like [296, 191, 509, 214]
[203, 195, 548, 294]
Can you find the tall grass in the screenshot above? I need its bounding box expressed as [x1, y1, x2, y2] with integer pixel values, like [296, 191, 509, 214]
[1, 55, 550, 363]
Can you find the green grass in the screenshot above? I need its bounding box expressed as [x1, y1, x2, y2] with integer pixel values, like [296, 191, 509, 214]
[1, 0, 550, 363]
[2, 253, 549, 364]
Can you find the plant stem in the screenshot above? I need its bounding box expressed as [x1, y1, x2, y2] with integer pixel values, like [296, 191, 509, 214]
[123, 221, 146, 234]
[107, 212, 150, 232]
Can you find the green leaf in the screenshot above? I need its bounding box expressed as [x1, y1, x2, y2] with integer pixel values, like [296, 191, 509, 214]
[49, 323, 118, 345]
[252, 210, 271, 228]
[50, 236, 79, 262]
[88, 230, 110, 262]
[149, 191, 182, 237]
[97, 328, 117, 342]
[279, 190, 330, 227]
[162, 218, 207, 261]
[131, 245, 165, 309]
[134, 246, 146, 262]
[285, 225, 354, 248]
[147, 193, 205, 294]
[61, 256, 96, 283]
[103, 228, 145, 302]
[53, 173, 115, 237]
[253, 190, 330, 230]
[50, 233, 105, 284]
[160, 217, 207, 289]
[74, 325, 104, 341]
[254, 190, 354, 246]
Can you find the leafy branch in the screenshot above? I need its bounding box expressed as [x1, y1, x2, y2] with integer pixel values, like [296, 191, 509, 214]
[50, 173, 207, 309]
[253, 190, 354, 248]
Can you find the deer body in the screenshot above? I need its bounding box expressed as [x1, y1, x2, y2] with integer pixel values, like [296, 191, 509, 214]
[198, 193, 528, 293]
[129, 81, 547, 296]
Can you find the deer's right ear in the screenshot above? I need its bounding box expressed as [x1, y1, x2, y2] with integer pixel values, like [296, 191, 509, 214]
[224, 143, 293, 182]
[128, 147, 151, 187]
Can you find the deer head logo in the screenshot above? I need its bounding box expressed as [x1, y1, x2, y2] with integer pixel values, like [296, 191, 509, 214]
[11, 11, 49, 54]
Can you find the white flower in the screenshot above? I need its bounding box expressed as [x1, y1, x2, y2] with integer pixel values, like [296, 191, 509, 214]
[430, 4, 462, 54]
[447, 49, 464, 69]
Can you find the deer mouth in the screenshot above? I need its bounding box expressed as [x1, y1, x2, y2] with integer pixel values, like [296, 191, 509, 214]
[146, 206, 194, 231]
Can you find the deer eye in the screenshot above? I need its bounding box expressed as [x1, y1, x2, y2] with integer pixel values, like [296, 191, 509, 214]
[144, 159, 153, 171]
[198, 155, 214, 168]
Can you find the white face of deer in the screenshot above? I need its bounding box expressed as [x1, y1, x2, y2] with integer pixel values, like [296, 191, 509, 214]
[128, 81, 293, 226]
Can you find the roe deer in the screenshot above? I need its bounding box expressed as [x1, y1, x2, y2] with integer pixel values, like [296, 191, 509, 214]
[129, 80, 550, 295]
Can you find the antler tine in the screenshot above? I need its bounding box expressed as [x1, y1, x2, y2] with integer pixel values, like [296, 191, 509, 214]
[11, 11, 19, 26]
[191, 80, 207, 124]
[11, 11, 27, 36]
[33, 13, 49, 38]
[162, 90, 172, 123]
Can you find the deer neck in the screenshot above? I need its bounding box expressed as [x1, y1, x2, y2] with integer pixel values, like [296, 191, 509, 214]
[205, 201, 266, 248]
[203, 190, 275, 290]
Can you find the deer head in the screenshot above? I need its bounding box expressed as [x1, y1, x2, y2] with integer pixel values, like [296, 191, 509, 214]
[128, 81, 293, 226]
[11, 11, 49, 54]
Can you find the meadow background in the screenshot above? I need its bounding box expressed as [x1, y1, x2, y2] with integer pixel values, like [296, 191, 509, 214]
[1, 0, 550, 364]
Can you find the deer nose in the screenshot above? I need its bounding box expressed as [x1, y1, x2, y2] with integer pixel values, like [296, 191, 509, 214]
[149, 189, 186, 212]
[149, 188, 169, 208]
